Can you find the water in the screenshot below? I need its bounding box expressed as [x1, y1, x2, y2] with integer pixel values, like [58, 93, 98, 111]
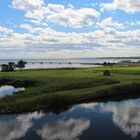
[0, 86, 25, 98]
[0, 58, 139, 69]
[0, 97, 140, 140]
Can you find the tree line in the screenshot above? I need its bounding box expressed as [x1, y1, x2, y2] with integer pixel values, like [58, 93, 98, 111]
[0, 60, 27, 72]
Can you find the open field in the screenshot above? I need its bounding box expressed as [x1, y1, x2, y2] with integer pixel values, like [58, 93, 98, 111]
[0, 66, 140, 113]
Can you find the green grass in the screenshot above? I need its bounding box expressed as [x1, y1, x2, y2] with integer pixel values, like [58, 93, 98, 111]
[0, 66, 140, 113]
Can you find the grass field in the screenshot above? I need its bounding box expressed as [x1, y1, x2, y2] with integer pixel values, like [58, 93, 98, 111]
[0, 66, 140, 113]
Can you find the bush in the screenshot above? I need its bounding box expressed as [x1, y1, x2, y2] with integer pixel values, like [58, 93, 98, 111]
[103, 70, 111, 76]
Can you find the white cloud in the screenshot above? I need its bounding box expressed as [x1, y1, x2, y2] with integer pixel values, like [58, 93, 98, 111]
[11, 1, 100, 28]
[12, 0, 44, 11]
[0, 24, 140, 58]
[96, 17, 124, 29]
[101, 0, 140, 13]
[0, 26, 13, 37]
[46, 5, 100, 28]
[20, 24, 34, 33]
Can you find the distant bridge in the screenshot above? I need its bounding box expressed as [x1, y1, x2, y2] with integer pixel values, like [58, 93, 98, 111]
[27, 61, 103, 65]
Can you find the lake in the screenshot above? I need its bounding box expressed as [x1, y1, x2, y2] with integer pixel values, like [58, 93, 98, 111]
[0, 58, 139, 69]
[0, 97, 140, 140]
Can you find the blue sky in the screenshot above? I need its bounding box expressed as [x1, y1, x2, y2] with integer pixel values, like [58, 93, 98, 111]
[0, 0, 140, 58]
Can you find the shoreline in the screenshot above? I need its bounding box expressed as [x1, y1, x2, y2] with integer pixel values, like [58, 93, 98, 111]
[0, 83, 140, 114]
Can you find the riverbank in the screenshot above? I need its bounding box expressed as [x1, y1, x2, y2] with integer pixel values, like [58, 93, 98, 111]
[0, 66, 140, 114]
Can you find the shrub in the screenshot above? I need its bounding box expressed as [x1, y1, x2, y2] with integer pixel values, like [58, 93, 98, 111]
[103, 70, 111, 76]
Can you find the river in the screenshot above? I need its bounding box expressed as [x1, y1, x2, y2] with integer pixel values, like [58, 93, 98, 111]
[0, 97, 140, 140]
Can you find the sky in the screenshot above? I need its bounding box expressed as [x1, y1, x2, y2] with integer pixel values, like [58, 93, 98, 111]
[0, 0, 140, 58]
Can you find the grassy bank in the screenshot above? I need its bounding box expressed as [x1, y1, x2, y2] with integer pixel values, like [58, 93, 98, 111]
[0, 66, 140, 113]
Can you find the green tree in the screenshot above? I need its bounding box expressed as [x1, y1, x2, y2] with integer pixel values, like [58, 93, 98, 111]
[1, 64, 10, 72]
[0, 62, 16, 72]
[8, 62, 16, 71]
[17, 60, 27, 70]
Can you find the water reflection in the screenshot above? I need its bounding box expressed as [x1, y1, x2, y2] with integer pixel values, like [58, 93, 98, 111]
[0, 86, 25, 98]
[71, 102, 99, 110]
[72, 98, 140, 139]
[0, 112, 44, 140]
[37, 118, 90, 140]
[0, 98, 140, 140]
[101, 99, 140, 138]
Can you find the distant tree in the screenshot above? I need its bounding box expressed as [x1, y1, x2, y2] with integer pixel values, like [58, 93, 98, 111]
[0, 62, 16, 72]
[17, 60, 27, 70]
[8, 62, 16, 71]
[0, 60, 27, 72]
[1, 64, 10, 72]
[103, 70, 111, 76]
[103, 62, 107, 66]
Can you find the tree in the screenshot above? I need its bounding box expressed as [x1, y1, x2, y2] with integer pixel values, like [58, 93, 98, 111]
[0, 60, 27, 72]
[0, 62, 16, 72]
[103, 70, 111, 76]
[1, 64, 9, 72]
[103, 62, 107, 66]
[17, 60, 27, 70]
[8, 62, 16, 71]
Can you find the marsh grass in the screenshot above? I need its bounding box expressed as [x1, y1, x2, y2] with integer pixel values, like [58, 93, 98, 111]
[0, 66, 140, 113]
[0, 77, 38, 87]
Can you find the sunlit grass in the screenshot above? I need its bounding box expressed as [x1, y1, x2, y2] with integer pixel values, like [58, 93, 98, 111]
[0, 66, 140, 113]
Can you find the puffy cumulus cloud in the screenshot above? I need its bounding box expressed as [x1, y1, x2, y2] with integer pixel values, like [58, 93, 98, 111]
[25, 6, 49, 21]
[101, 99, 140, 138]
[96, 17, 124, 29]
[0, 25, 140, 58]
[37, 118, 90, 140]
[12, 0, 44, 11]
[101, 0, 140, 13]
[46, 4, 100, 28]
[0, 112, 44, 140]
[11, 1, 100, 28]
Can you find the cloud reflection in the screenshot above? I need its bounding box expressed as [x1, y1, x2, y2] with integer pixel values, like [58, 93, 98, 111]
[101, 99, 140, 138]
[37, 118, 90, 140]
[0, 112, 44, 140]
[0, 86, 25, 98]
[71, 99, 140, 138]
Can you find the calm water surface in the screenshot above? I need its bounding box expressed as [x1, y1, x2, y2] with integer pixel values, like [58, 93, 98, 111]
[0, 97, 140, 140]
[0, 58, 139, 69]
[0, 86, 25, 98]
